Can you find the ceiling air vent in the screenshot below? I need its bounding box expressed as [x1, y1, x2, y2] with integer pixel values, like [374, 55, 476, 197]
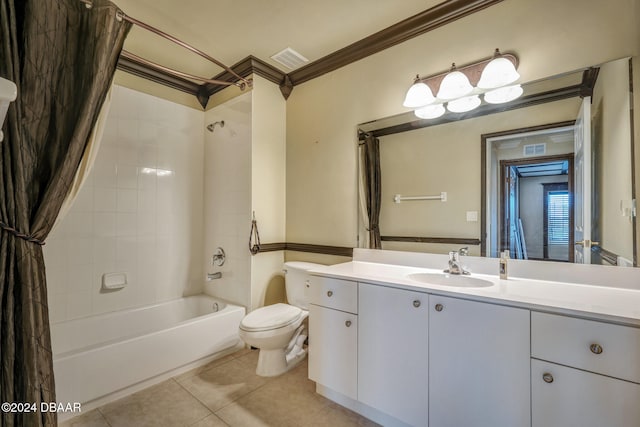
[271, 47, 309, 70]
[523, 143, 546, 156]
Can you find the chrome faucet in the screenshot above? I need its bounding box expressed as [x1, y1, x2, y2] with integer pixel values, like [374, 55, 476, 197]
[444, 248, 470, 275]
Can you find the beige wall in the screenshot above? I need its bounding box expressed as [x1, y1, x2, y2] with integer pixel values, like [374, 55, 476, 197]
[592, 58, 634, 262]
[286, 0, 639, 264]
[250, 75, 287, 310]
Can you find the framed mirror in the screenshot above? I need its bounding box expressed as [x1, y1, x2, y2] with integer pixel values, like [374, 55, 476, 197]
[358, 58, 636, 267]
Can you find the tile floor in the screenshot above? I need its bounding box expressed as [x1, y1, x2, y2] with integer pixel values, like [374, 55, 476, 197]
[59, 348, 378, 427]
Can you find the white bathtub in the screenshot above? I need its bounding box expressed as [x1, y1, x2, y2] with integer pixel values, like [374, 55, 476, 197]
[52, 294, 245, 407]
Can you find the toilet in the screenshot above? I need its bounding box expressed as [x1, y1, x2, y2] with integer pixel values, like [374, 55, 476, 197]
[239, 261, 323, 377]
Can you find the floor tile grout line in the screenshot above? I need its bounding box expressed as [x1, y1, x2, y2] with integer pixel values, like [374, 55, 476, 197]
[171, 377, 220, 421]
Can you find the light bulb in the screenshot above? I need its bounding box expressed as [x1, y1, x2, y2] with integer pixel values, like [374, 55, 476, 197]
[446, 95, 481, 113]
[484, 84, 523, 104]
[403, 80, 435, 108]
[414, 104, 445, 119]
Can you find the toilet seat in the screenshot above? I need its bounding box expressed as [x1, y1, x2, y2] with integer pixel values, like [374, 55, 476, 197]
[240, 303, 303, 332]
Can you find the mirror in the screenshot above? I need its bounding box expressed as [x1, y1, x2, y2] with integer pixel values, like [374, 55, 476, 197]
[358, 58, 636, 267]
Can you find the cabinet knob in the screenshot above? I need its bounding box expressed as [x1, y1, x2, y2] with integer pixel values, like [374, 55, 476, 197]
[435, 303, 444, 312]
[345, 320, 352, 327]
[590, 343, 603, 354]
[327, 290, 333, 297]
[305, 280, 310, 288]
[413, 300, 421, 308]
[542, 373, 554, 383]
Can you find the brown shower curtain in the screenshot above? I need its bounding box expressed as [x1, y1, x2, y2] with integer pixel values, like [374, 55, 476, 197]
[0, 1, 130, 425]
[362, 133, 382, 249]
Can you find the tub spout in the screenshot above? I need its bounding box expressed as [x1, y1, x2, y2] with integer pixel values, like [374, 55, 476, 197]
[207, 272, 222, 281]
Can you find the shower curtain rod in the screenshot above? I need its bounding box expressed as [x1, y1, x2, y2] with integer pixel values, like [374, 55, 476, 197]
[79, 0, 252, 90]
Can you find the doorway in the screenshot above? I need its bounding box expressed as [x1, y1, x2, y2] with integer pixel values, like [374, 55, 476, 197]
[499, 155, 574, 261]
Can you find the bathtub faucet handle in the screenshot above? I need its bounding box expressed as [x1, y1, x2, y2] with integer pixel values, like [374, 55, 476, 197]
[212, 247, 226, 267]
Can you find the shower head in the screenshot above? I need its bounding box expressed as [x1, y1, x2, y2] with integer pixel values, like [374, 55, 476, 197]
[207, 120, 225, 132]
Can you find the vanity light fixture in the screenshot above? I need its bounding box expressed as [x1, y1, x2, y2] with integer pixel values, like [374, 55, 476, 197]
[403, 49, 521, 119]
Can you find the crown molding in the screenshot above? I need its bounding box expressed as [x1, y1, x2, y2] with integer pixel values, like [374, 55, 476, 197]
[117, 0, 504, 106]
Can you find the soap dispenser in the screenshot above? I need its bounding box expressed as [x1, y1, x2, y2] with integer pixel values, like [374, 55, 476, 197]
[499, 250, 509, 279]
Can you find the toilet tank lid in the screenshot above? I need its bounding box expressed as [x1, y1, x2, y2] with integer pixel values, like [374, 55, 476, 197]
[283, 261, 325, 272]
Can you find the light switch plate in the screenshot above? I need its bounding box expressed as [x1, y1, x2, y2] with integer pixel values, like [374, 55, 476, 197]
[466, 211, 478, 222]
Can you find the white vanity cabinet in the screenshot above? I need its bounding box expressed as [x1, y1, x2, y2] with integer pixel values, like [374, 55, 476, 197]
[357, 283, 428, 427]
[428, 295, 531, 427]
[308, 277, 358, 400]
[531, 312, 640, 427]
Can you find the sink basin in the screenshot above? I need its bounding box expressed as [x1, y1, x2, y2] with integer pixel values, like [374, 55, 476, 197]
[407, 272, 493, 288]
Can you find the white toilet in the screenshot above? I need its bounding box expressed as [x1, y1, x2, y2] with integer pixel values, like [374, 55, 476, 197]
[239, 261, 323, 377]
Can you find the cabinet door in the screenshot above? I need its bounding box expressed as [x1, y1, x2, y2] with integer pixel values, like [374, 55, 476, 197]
[358, 284, 428, 427]
[308, 304, 358, 399]
[429, 295, 530, 427]
[532, 359, 640, 427]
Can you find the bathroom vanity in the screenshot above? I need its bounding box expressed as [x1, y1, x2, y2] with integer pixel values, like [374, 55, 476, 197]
[307, 249, 640, 427]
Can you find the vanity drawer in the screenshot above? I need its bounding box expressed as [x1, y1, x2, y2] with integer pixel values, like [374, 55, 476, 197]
[309, 276, 358, 314]
[531, 312, 640, 383]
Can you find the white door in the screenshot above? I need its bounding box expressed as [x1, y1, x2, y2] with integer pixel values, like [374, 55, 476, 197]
[358, 284, 428, 426]
[532, 359, 640, 427]
[429, 295, 530, 427]
[574, 96, 592, 263]
[308, 304, 358, 400]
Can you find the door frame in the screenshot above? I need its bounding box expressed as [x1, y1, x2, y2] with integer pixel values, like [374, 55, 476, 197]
[481, 120, 576, 257]
[498, 153, 575, 261]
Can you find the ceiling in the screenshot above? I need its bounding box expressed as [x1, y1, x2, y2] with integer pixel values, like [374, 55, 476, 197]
[112, 0, 438, 80]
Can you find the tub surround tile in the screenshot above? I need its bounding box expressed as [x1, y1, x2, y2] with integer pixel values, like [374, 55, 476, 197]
[100, 379, 210, 427]
[45, 85, 205, 324]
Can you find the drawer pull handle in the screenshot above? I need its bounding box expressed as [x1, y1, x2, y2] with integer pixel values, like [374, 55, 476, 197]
[413, 300, 421, 308]
[345, 320, 352, 327]
[542, 373, 554, 383]
[435, 303, 444, 312]
[327, 291, 333, 297]
[590, 343, 603, 354]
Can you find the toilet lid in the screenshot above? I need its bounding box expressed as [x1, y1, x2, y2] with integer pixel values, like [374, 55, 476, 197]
[240, 303, 303, 332]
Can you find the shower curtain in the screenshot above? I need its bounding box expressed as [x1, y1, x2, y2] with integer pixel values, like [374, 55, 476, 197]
[0, 1, 130, 425]
[361, 133, 382, 249]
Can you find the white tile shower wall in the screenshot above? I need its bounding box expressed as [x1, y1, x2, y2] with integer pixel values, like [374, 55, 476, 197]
[45, 85, 204, 323]
[203, 92, 252, 309]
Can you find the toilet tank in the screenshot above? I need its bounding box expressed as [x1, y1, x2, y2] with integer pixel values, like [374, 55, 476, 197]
[283, 261, 324, 310]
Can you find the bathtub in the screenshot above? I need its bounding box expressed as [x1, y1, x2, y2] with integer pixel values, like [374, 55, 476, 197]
[51, 294, 245, 407]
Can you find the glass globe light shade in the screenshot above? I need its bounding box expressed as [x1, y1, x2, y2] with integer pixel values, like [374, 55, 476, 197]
[478, 56, 520, 89]
[446, 95, 481, 113]
[484, 84, 523, 104]
[414, 104, 445, 119]
[436, 69, 473, 100]
[403, 81, 435, 108]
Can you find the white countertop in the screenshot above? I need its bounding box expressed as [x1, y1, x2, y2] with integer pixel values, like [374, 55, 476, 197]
[310, 261, 640, 327]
